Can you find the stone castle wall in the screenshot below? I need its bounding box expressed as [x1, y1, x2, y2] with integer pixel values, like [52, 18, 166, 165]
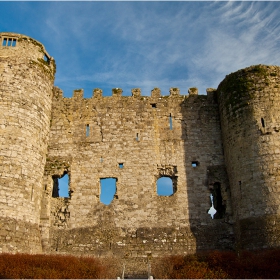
[1, 33, 280, 275]
[0, 33, 55, 253]
[218, 65, 280, 250]
[41, 87, 233, 260]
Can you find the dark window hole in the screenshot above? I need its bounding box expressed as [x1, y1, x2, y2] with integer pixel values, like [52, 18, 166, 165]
[261, 118, 265, 128]
[192, 161, 199, 167]
[209, 182, 225, 219]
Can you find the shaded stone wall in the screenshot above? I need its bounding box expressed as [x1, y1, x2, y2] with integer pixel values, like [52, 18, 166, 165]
[217, 65, 280, 250]
[0, 33, 55, 253]
[41, 86, 234, 261]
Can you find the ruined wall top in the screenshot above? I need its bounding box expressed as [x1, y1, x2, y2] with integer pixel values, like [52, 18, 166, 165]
[0, 32, 56, 79]
[54, 86, 217, 100]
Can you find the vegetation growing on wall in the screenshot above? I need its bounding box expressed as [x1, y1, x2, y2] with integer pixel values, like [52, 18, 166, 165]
[217, 65, 273, 116]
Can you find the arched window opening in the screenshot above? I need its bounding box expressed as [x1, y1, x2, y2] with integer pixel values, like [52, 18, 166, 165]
[100, 178, 117, 205]
[210, 182, 225, 219]
[52, 173, 70, 198]
[156, 177, 174, 196]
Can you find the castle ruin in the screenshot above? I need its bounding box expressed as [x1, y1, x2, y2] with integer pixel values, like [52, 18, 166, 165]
[1, 32, 280, 276]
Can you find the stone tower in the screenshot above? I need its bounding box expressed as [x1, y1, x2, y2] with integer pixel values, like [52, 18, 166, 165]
[217, 65, 280, 250]
[0, 32, 55, 253]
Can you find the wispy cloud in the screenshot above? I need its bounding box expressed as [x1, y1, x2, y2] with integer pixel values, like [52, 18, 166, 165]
[2, 1, 280, 97]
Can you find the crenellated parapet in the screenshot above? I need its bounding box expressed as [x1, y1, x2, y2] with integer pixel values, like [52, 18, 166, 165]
[53, 86, 210, 101]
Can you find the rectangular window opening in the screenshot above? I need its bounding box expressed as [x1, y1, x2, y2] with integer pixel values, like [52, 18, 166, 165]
[169, 113, 173, 130]
[3, 38, 17, 47]
[7, 38, 12, 46]
[52, 173, 70, 198]
[192, 161, 199, 167]
[136, 133, 139, 141]
[119, 163, 124, 169]
[261, 118, 265, 128]
[2, 38, 7, 46]
[100, 178, 117, 205]
[151, 103, 157, 108]
[86, 124, 90, 137]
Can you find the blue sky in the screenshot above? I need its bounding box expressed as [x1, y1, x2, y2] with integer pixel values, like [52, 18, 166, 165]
[2, 1, 280, 201]
[1, 1, 280, 97]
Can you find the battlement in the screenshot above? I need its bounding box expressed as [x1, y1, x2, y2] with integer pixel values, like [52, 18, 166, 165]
[53, 86, 217, 100]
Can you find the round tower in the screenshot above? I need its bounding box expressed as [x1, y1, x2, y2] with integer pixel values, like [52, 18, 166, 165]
[0, 33, 55, 253]
[217, 65, 280, 250]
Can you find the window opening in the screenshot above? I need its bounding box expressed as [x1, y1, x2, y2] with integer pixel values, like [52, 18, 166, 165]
[12, 39, 16, 47]
[119, 163, 124, 169]
[209, 182, 225, 219]
[2, 38, 7, 46]
[44, 54, 48, 62]
[156, 177, 174, 196]
[261, 118, 265, 128]
[58, 174, 70, 197]
[7, 38, 12, 46]
[136, 133, 139, 141]
[208, 194, 216, 219]
[86, 124, 90, 137]
[151, 103, 157, 108]
[192, 161, 199, 167]
[100, 178, 117, 205]
[52, 173, 70, 198]
[31, 186, 34, 201]
[169, 113, 173, 130]
[100, 157, 103, 163]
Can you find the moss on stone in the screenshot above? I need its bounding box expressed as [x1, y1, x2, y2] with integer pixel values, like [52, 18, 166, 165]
[217, 65, 272, 116]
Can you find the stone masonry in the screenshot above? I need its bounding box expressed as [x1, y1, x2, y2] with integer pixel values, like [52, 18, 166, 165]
[0, 32, 280, 277]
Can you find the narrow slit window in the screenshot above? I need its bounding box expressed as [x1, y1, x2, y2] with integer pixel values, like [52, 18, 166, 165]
[169, 113, 173, 130]
[209, 182, 225, 219]
[136, 133, 139, 141]
[261, 118, 265, 128]
[86, 124, 90, 137]
[157, 177, 174, 196]
[31, 186, 34, 201]
[100, 178, 117, 205]
[119, 163, 124, 169]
